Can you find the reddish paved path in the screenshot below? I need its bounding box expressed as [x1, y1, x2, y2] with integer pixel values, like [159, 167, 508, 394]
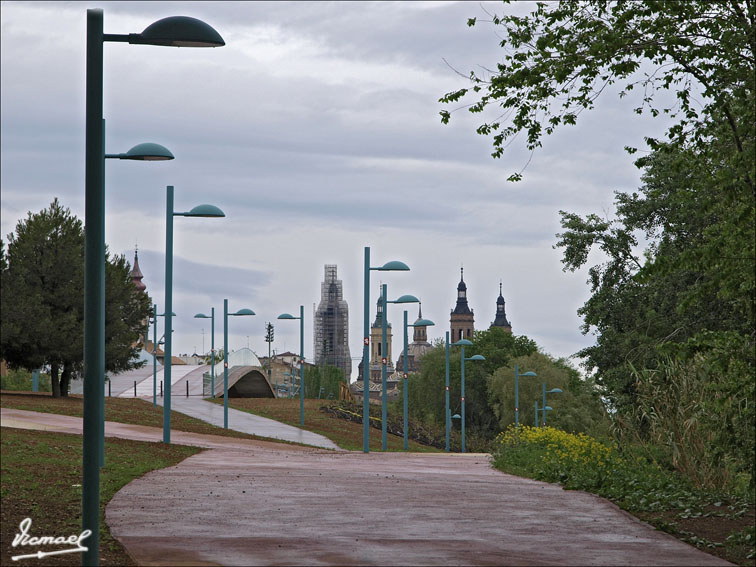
[1, 408, 731, 566]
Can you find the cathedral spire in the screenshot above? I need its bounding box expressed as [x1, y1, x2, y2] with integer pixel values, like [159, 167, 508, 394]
[450, 266, 475, 342]
[131, 247, 146, 292]
[492, 280, 512, 332]
[452, 266, 471, 314]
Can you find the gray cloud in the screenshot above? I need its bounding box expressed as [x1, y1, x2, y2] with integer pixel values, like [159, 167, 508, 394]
[1, 1, 673, 378]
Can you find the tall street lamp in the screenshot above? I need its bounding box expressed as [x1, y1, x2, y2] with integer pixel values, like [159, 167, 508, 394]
[100, 145, 174, 502]
[542, 385, 562, 427]
[223, 300, 255, 429]
[194, 308, 216, 397]
[455, 339, 485, 453]
[83, 11, 223, 565]
[381, 288, 420, 451]
[278, 306, 305, 426]
[401, 309, 434, 450]
[163, 186, 225, 444]
[151, 305, 158, 406]
[362, 246, 409, 453]
[150, 306, 174, 406]
[444, 335, 479, 451]
[445, 331, 451, 452]
[515, 365, 537, 428]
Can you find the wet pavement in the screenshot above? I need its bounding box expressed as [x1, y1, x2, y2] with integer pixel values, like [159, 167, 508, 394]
[1, 407, 730, 566]
[153, 395, 341, 450]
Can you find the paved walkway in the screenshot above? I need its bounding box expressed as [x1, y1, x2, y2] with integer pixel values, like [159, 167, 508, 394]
[152, 395, 341, 450]
[1, 408, 730, 566]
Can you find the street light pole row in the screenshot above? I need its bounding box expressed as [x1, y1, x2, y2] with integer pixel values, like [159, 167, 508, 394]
[278, 307, 305, 426]
[163, 187, 225, 444]
[82, 10, 224, 565]
[362, 247, 409, 453]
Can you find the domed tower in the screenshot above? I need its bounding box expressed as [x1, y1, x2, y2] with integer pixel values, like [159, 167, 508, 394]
[396, 303, 432, 373]
[491, 282, 512, 333]
[368, 288, 393, 383]
[450, 267, 475, 342]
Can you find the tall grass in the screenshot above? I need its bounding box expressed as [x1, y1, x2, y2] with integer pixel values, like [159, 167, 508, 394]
[616, 353, 754, 497]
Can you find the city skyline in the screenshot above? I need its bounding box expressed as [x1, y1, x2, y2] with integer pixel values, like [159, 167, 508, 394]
[1, 2, 674, 381]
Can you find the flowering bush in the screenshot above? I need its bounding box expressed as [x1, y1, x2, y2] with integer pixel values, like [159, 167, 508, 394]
[493, 425, 620, 491]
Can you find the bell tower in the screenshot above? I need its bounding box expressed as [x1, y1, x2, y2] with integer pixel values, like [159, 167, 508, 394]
[491, 281, 512, 333]
[369, 288, 394, 382]
[450, 267, 475, 342]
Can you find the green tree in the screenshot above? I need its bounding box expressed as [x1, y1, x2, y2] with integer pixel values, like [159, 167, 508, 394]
[304, 364, 345, 399]
[487, 352, 608, 436]
[104, 252, 152, 375]
[406, 328, 538, 438]
[440, 1, 755, 186]
[1, 200, 153, 397]
[555, 131, 754, 411]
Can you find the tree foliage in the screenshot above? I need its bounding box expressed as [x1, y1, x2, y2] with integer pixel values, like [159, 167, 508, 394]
[488, 352, 608, 436]
[403, 328, 606, 441]
[304, 364, 345, 400]
[440, 1, 755, 185]
[1, 200, 152, 396]
[440, 1, 754, 490]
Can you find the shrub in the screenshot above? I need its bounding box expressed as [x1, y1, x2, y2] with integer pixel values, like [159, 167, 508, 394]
[0, 368, 51, 391]
[493, 425, 618, 490]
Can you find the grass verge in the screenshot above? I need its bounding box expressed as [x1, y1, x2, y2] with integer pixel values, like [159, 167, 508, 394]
[493, 425, 755, 566]
[1, 391, 291, 444]
[208, 397, 441, 452]
[1, 427, 200, 566]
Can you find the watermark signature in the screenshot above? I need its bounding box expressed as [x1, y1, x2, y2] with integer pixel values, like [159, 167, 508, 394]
[11, 517, 91, 561]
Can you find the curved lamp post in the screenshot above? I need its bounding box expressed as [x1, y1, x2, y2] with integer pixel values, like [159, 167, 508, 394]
[362, 246, 409, 453]
[194, 309, 216, 398]
[83, 10, 223, 565]
[401, 310, 434, 450]
[514, 365, 537, 428]
[381, 289, 420, 450]
[454, 340, 485, 453]
[97, 142, 173, 468]
[542, 385, 562, 427]
[223, 301, 255, 429]
[163, 188, 225, 445]
[444, 336, 479, 451]
[278, 307, 305, 426]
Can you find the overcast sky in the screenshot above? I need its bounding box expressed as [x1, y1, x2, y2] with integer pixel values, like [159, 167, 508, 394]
[1, 1, 672, 381]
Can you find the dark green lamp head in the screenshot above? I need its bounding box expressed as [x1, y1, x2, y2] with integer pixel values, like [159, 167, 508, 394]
[186, 204, 225, 218]
[138, 16, 225, 47]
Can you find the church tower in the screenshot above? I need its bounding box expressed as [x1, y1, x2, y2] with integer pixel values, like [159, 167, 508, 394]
[450, 268, 475, 342]
[130, 248, 147, 292]
[396, 303, 432, 373]
[491, 282, 512, 333]
[130, 247, 148, 347]
[313, 265, 351, 380]
[369, 289, 394, 382]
